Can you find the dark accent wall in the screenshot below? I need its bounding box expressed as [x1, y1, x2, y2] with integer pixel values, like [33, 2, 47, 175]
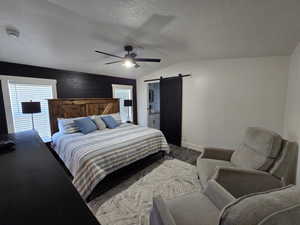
[0, 61, 137, 134]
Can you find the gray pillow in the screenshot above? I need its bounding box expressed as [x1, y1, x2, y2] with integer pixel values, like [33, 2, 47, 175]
[90, 115, 106, 130]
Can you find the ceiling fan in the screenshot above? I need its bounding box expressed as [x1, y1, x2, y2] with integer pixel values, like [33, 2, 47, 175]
[95, 45, 161, 69]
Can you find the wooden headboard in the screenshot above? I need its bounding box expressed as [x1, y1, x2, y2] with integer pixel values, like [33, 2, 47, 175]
[48, 98, 120, 135]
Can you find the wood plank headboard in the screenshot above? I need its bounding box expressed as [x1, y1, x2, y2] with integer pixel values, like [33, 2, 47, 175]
[48, 98, 120, 135]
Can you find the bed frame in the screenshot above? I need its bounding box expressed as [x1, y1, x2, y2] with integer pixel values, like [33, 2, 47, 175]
[48, 98, 120, 135]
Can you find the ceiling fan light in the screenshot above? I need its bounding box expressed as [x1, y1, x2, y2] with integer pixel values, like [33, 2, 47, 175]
[123, 59, 135, 68]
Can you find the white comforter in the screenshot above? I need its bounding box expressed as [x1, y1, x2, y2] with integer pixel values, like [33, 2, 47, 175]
[52, 123, 169, 199]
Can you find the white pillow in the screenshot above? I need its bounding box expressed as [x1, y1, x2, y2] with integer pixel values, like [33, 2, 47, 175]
[57, 117, 83, 134]
[89, 115, 106, 130]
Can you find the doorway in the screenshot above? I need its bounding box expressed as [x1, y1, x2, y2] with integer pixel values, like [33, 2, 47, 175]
[147, 82, 160, 129]
[146, 76, 183, 146]
[160, 76, 182, 146]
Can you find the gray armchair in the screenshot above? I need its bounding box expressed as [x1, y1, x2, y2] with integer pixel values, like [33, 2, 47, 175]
[150, 180, 300, 225]
[197, 127, 298, 197]
[150, 180, 235, 225]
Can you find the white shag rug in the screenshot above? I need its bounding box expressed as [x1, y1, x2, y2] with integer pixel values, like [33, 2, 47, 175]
[88, 158, 201, 225]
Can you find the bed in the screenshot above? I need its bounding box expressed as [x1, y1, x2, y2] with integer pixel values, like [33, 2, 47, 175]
[48, 98, 169, 199]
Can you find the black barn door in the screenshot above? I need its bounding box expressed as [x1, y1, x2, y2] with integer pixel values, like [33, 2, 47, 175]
[160, 76, 182, 146]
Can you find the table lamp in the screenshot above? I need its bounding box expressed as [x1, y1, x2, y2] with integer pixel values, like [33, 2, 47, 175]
[124, 100, 133, 123]
[21, 101, 41, 130]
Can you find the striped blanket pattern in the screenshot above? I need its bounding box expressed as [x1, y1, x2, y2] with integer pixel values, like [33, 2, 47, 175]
[53, 124, 169, 199]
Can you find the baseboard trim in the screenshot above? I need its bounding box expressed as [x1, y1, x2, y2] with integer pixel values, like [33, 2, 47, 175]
[181, 141, 203, 152]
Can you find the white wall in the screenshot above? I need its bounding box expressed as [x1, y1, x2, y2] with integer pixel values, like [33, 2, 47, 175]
[284, 42, 300, 184]
[138, 56, 289, 150]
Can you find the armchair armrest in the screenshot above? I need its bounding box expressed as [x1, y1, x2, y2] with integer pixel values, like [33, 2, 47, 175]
[151, 196, 177, 225]
[200, 147, 235, 161]
[213, 167, 284, 198]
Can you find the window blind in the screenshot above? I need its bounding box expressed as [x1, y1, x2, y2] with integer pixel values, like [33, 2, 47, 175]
[8, 82, 53, 142]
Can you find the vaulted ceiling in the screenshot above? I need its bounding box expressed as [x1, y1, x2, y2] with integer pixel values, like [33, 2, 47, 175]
[1, 0, 300, 78]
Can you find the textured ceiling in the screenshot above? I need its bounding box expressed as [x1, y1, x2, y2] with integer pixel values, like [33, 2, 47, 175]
[1, 0, 300, 78]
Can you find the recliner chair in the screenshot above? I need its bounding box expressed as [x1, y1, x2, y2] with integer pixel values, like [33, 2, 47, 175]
[150, 180, 300, 225]
[197, 127, 298, 197]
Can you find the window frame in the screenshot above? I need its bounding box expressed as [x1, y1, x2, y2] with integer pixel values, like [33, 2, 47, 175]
[0, 75, 57, 134]
[112, 84, 133, 122]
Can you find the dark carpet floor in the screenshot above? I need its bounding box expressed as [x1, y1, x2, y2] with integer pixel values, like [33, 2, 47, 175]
[169, 144, 202, 165]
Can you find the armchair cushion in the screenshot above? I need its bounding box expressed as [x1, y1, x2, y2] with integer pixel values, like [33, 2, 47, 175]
[197, 158, 235, 187]
[213, 167, 283, 198]
[166, 192, 220, 225]
[231, 127, 282, 171]
[219, 185, 300, 225]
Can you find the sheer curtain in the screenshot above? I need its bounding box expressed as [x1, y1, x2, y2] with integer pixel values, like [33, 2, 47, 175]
[112, 85, 133, 122]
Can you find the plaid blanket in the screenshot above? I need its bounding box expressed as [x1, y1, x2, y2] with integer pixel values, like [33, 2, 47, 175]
[53, 123, 169, 199]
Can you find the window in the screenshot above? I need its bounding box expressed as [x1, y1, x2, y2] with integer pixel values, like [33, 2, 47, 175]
[112, 84, 133, 122]
[1, 76, 57, 142]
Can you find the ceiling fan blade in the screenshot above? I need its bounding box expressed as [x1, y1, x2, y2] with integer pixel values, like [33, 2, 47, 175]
[95, 50, 124, 59]
[105, 60, 123, 65]
[135, 58, 161, 62]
